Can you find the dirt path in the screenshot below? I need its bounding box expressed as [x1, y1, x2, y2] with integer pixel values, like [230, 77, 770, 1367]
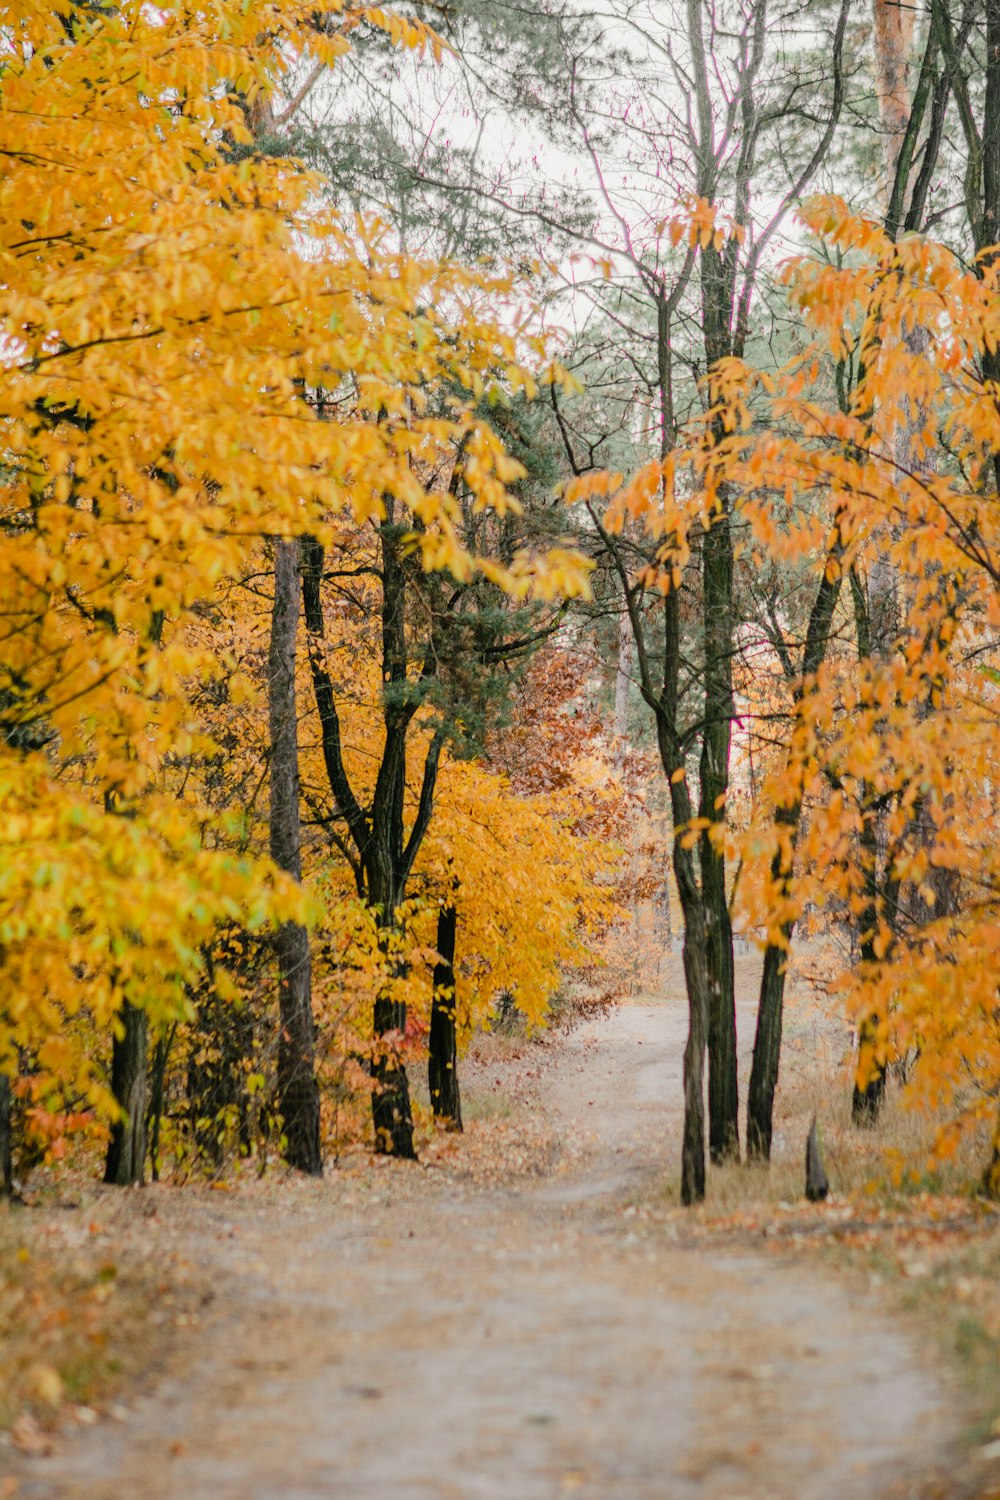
[12, 1003, 958, 1499]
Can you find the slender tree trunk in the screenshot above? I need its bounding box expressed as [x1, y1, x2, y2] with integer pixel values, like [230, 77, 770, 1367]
[269, 538, 322, 1176]
[873, 0, 915, 194]
[848, 572, 889, 1127]
[652, 579, 711, 1203]
[852, 1016, 888, 1123]
[982, 1104, 1000, 1201]
[104, 1001, 148, 1185]
[371, 922, 417, 1158]
[0, 1072, 12, 1199]
[614, 605, 632, 753]
[146, 1025, 174, 1183]
[428, 903, 462, 1130]
[368, 511, 419, 1160]
[701, 507, 739, 1163]
[852, 804, 887, 1124]
[746, 910, 791, 1160]
[680, 888, 710, 1206]
[747, 515, 846, 1158]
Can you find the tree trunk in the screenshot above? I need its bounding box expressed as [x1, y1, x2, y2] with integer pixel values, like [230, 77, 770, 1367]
[429, 903, 462, 1130]
[679, 885, 710, 1205]
[873, 0, 915, 193]
[104, 1001, 148, 1185]
[805, 1114, 830, 1201]
[269, 537, 322, 1177]
[146, 1025, 174, 1182]
[852, 837, 887, 1127]
[614, 604, 632, 753]
[850, 576, 888, 1128]
[660, 584, 710, 1204]
[701, 506, 739, 1164]
[371, 937, 417, 1158]
[852, 1014, 887, 1125]
[0, 1072, 12, 1199]
[747, 939, 787, 1159]
[982, 1105, 1000, 1201]
[747, 515, 847, 1159]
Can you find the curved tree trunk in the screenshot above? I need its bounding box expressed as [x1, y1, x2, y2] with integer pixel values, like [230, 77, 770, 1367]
[428, 903, 462, 1131]
[104, 1001, 148, 1185]
[269, 538, 322, 1177]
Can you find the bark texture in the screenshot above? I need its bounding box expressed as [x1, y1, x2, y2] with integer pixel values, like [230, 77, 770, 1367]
[614, 605, 633, 749]
[0, 1073, 12, 1198]
[104, 1001, 148, 1185]
[428, 903, 462, 1130]
[269, 538, 322, 1177]
[982, 1106, 1000, 1201]
[747, 521, 846, 1158]
[700, 502, 738, 1164]
[805, 1115, 830, 1202]
[873, 0, 915, 189]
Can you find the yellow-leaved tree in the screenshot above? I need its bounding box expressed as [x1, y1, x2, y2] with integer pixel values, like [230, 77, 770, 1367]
[0, 0, 589, 1184]
[700, 201, 1000, 1194]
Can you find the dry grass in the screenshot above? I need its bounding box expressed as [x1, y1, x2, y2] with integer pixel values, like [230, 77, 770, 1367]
[0, 1189, 210, 1446]
[633, 942, 1000, 1474]
[656, 937, 996, 1211]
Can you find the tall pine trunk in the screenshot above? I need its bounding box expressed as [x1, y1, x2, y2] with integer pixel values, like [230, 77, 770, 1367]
[269, 538, 322, 1176]
[104, 1001, 148, 1185]
[428, 903, 462, 1130]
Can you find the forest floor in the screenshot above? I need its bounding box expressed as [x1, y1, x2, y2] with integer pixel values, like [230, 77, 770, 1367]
[2, 987, 1000, 1499]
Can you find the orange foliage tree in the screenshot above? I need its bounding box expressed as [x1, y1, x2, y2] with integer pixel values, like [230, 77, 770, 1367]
[699, 200, 1000, 1193]
[0, 0, 591, 1183]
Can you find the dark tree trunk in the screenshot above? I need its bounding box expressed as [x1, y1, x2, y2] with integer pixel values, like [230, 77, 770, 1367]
[269, 538, 322, 1177]
[805, 1114, 830, 1201]
[700, 503, 738, 1164]
[850, 803, 887, 1128]
[429, 903, 462, 1130]
[851, 878, 887, 1127]
[851, 1014, 887, 1125]
[747, 520, 847, 1159]
[275, 920, 322, 1171]
[146, 1024, 174, 1182]
[679, 893, 710, 1205]
[371, 935, 416, 1158]
[982, 1105, 1000, 1201]
[104, 1001, 148, 1185]
[0, 1072, 12, 1199]
[661, 579, 711, 1205]
[850, 571, 887, 1130]
[747, 938, 787, 1160]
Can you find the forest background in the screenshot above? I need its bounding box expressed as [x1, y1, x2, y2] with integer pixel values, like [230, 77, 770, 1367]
[2, 0, 1000, 1268]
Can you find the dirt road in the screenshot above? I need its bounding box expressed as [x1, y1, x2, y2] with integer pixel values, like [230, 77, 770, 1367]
[13, 1003, 958, 1499]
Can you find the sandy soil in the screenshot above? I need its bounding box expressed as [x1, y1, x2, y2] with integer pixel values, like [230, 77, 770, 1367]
[8, 1002, 961, 1499]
